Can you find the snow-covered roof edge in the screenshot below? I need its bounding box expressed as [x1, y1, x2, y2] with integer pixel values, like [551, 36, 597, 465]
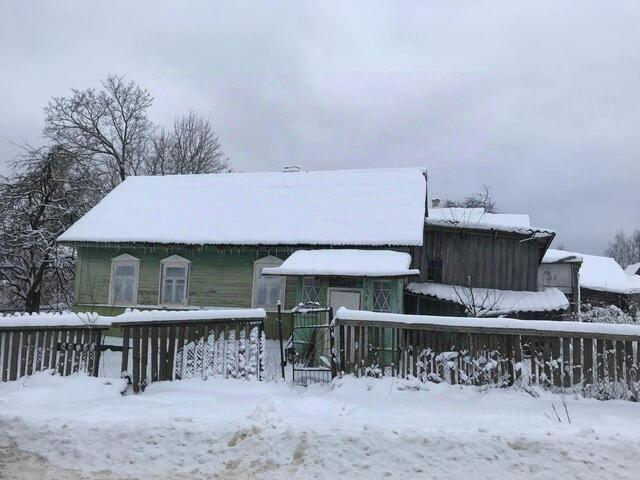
[625, 262, 640, 276]
[334, 308, 640, 338]
[541, 249, 583, 264]
[406, 282, 569, 315]
[425, 218, 555, 237]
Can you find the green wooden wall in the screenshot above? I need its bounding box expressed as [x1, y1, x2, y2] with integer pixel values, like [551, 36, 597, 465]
[75, 245, 299, 309]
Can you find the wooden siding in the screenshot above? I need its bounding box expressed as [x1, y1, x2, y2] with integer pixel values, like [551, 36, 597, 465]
[420, 226, 544, 291]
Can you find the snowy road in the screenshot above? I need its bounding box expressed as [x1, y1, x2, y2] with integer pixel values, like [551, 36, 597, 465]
[1, 373, 639, 479]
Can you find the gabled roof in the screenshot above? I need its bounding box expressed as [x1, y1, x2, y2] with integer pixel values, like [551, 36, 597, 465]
[406, 282, 569, 316]
[58, 168, 427, 246]
[262, 249, 420, 278]
[426, 207, 554, 237]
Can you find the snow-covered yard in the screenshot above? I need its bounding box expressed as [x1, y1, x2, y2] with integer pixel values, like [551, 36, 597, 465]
[1, 373, 639, 479]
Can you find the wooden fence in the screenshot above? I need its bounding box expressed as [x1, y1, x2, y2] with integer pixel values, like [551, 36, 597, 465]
[334, 310, 640, 400]
[0, 325, 108, 381]
[112, 316, 265, 393]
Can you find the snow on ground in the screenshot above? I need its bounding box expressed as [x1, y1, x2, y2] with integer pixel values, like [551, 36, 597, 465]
[1, 373, 640, 479]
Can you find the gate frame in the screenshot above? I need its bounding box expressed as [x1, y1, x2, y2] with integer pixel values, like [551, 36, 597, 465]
[290, 305, 336, 384]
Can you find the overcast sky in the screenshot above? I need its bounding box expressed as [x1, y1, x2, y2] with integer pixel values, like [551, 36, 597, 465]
[1, 1, 638, 255]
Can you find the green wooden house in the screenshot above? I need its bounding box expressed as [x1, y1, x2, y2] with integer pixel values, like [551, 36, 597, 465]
[58, 168, 428, 337]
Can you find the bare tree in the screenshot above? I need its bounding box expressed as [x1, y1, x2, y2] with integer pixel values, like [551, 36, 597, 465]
[146, 112, 229, 175]
[605, 229, 640, 268]
[44, 75, 153, 187]
[444, 185, 498, 213]
[0, 145, 94, 312]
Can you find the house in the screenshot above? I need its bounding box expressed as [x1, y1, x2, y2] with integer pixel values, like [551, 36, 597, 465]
[404, 205, 569, 318]
[542, 251, 640, 314]
[538, 249, 582, 313]
[57, 168, 428, 336]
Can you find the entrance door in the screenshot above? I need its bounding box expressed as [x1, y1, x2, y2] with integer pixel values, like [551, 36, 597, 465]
[328, 288, 362, 313]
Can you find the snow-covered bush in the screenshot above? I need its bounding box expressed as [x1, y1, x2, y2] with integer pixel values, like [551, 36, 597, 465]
[580, 304, 638, 324]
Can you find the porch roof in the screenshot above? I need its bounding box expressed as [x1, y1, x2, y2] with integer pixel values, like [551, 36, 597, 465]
[406, 282, 569, 316]
[261, 249, 420, 278]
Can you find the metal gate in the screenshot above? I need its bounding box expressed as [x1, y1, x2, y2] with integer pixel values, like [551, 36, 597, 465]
[291, 307, 336, 384]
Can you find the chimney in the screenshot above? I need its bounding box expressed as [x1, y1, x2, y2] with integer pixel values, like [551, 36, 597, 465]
[431, 198, 441, 208]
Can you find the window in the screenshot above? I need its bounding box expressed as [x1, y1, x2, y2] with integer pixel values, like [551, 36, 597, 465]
[252, 256, 286, 310]
[427, 260, 443, 283]
[110, 254, 140, 305]
[160, 255, 190, 305]
[301, 277, 322, 305]
[372, 280, 392, 312]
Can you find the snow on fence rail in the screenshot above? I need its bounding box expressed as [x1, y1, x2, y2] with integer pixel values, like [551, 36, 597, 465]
[0, 312, 110, 381]
[333, 308, 640, 400]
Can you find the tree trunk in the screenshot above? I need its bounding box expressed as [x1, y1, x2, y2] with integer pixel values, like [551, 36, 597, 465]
[24, 263, 47, 313]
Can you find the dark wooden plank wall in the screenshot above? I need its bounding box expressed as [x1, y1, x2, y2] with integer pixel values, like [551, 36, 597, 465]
[0, 326, 108, 382]
[421, 226, 543, 291]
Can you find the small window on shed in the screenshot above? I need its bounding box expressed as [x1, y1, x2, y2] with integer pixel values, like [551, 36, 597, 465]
[110, 254, 140, 306]
[427, 260, 443, 283]
[160, 255, 191, 306]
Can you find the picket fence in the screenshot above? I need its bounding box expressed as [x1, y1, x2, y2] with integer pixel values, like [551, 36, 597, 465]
[334, 309, 640, 400]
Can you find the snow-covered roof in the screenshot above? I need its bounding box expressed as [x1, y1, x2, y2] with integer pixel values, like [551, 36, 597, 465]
[557, 251, 640, 294]
[426, 207, 554, 237]
[58, 168, 427, 246]
[406, 282, 569, 316]
[625, 262, 640, 276]
[334, 307, 640, 338]
[262, 249, 420, 278]
[541, 248, 583, 264]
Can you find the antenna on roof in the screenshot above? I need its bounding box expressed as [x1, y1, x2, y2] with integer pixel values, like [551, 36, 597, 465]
[283, 165, 301, 173]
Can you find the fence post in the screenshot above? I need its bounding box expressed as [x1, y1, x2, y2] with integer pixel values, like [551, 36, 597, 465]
[93, 329, 102, 377]
[277, 302, 285, 381]
[329, 308, 337, 379]
[258, 319, 264, 381]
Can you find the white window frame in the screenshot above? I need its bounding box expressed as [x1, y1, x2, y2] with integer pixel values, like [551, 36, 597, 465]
[158, 255, 191, 306]
[251, 255, 286, 311]
[109, 253, 140, 306]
